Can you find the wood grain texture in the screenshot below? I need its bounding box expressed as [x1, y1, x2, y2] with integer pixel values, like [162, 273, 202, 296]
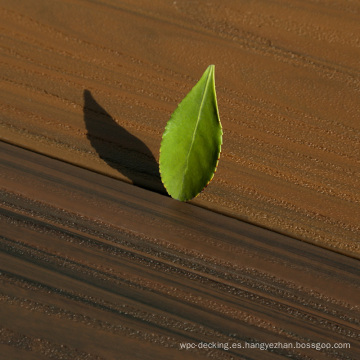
[1, 141, 359, 359]
[0, 0, 359, 255]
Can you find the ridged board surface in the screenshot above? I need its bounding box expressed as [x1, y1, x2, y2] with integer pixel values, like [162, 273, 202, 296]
[0, 0, 359, 255]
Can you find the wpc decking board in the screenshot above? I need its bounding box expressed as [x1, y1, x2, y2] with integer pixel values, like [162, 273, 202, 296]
[0, 1, 359, 358]
[1, 0, 359, 256]
[0, 141, 359, 359]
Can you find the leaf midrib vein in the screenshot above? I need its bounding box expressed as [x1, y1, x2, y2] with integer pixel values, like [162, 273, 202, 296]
[180, 68, 212, 196]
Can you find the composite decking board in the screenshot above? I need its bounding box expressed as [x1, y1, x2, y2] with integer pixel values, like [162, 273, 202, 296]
[0, 141, 359, 359]
[0, 0, 359, 256]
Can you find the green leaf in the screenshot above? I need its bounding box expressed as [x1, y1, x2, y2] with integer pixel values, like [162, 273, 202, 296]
[159, 65, 222, 201]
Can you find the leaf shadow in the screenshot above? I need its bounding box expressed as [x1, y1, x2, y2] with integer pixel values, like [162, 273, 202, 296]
[83, 90, 166, 194]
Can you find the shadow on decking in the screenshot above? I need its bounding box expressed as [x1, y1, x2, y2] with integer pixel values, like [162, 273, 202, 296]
[83, 90, 166, 194]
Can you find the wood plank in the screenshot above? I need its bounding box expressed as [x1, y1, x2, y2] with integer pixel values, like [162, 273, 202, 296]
[0, 0, 359, 256]
[0, 141, 359, 359]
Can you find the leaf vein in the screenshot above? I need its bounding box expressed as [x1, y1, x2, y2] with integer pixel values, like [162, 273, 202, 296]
[179, 67, 213, 196]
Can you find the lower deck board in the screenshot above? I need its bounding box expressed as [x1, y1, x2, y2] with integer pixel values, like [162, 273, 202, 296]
[0, 141, 359, 359]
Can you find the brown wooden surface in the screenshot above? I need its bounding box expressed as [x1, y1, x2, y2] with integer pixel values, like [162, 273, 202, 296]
[1, 0, 359, 255]
[1, 141, 359, 359]
[1, 0, 360, 359]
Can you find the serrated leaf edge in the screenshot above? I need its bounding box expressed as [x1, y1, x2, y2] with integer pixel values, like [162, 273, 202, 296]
[179, 66, 213, 197]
